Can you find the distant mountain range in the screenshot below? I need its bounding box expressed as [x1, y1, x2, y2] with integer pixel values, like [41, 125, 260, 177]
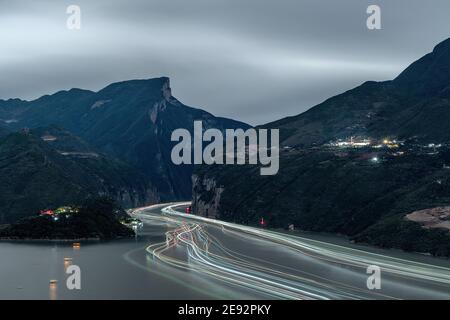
[0, 77, 248, 222]
[192, 37, 450, 257]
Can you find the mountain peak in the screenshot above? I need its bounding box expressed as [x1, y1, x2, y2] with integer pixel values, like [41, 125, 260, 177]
[108, 76, 170, 87]
[98, 77, 171, 99]
[394, 37, 450, 96]
[432, 37, 450, 53]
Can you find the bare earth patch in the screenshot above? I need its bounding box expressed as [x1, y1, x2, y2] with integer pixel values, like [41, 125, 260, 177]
[406, 207, 450, 231]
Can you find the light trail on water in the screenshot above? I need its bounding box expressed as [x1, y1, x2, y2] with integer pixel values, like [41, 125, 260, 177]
[130, 203, 450, 300]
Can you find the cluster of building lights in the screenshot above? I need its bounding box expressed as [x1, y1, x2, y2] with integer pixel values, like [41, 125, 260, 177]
[331, 137, 371, 148]
[40, 206, 79, 221]
[330, 137, 400, 149]
[120, 217, 144, 229]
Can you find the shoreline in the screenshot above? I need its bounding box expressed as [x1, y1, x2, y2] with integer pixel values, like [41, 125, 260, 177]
[0, 237, 102, 243]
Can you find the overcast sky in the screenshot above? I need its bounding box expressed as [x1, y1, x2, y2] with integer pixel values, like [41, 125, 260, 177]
[0, 0, 449, 125]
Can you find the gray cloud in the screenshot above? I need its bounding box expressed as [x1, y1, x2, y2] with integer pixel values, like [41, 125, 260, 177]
[0, 0, 449, 125]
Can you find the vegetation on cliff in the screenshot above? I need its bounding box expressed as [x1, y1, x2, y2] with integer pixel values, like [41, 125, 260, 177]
[0, 197, 135, 240]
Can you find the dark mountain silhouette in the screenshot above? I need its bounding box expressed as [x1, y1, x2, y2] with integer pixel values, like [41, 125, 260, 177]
[0, 128, 157, 223]
[0, 77, 249, 203]
[264, 38, 450, 147]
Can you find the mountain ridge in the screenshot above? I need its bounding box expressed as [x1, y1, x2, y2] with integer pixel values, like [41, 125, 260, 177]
[0, 76, 250, 208]
[260, 38, 450, 148]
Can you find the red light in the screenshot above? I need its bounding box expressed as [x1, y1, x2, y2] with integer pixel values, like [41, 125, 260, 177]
[260, 217, 265, 226]
[40, 209, 54, 216]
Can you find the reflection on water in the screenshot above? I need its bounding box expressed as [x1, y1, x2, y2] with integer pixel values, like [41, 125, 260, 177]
[145, 254, 153, 269]
[49, 282, 58, 300]
[0, 224, 239, 299]
[64, 260, 72, 270]
[1, 220, 449, 300]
